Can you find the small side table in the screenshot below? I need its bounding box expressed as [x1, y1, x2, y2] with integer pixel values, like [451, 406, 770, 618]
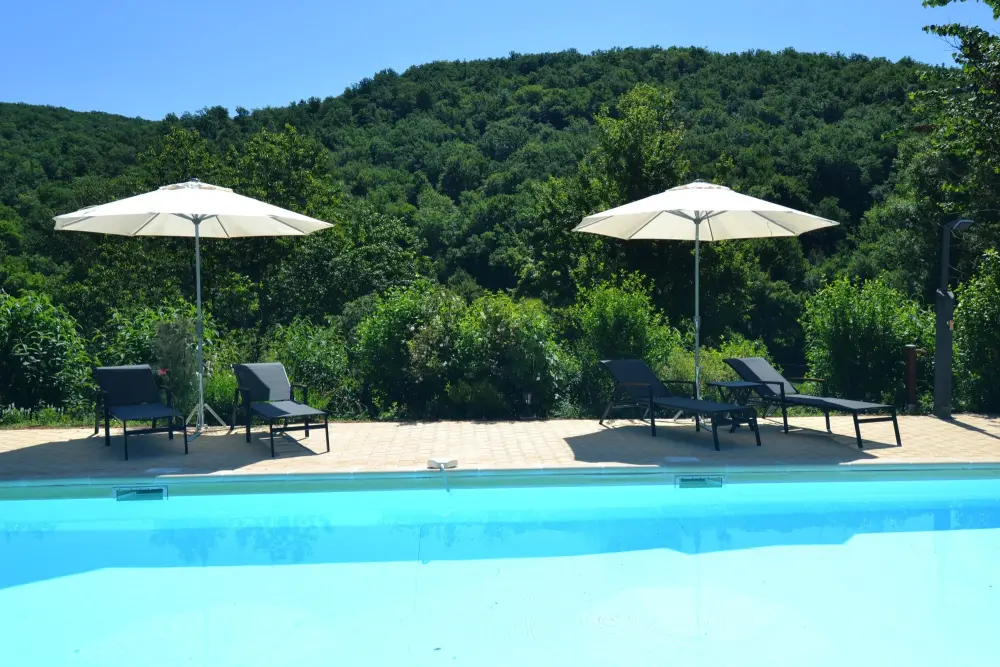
[707, 380, 764, 432]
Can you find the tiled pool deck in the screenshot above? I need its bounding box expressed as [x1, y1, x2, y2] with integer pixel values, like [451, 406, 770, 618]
[1, 414, 999, 482]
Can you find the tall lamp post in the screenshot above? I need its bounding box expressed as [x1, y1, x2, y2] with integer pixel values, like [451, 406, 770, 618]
[934, 218, 976, 419]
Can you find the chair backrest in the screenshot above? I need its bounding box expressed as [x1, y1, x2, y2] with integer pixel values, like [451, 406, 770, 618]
[94, 365, 160, 406]
[599, 359, 673, 402]
[232, 363, 292, 402]
[723, 357, 798, 397]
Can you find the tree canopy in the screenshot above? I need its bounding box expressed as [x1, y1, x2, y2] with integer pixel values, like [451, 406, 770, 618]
[3, 33, 1000, 415]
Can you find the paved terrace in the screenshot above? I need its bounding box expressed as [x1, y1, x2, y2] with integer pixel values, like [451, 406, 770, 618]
[1, 414, 999, 482]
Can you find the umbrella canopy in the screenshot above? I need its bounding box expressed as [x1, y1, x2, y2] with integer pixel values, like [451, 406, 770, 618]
[574, 181, 839, 397]
[574, 181, 838, 240]
[54, 179, 333, 436]
[54, 180, 332, 237]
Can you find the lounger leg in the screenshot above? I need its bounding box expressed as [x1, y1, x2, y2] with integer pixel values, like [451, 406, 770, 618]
[781, 404, 789, 434]
[599, 399, 614, 426]
[94, 404, 99, 436]
[104, 408, 111, 447]
[650, 406, 656, 437]
[151, 419, 157, 430]
[305, 414, 310, 438]
[168, 415, 174, 440]
[245, 406, 251, 443]
[694, 414, 701, 432]
[269, 422, 275, 458]
[751, 414, 762, 447]
[229, 400, 237, 434]
[711, 419, 720, 451]
[123, 421, 129, 461]
[183, 422, 189, 454]
[852, 413, 863, 449]
[891, 408, 901, 447]
[824, 411, 831, 433]
[324, 413, 330, 453]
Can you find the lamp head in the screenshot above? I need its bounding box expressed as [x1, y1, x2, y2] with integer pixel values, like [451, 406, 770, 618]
[950, 218, 976, 232]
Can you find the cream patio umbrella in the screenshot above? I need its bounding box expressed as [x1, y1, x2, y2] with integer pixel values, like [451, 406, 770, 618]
[574, 181, 838, 397]
[54, 179, 333, 437]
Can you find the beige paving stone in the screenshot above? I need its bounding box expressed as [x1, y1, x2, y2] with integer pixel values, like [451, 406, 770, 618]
[0, 414, 998, 482]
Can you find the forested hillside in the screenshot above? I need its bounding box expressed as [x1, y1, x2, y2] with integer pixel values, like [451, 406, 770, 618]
[2, 40, 998, 419]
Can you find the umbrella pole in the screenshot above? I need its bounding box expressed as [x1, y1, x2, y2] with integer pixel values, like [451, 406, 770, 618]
[184, 217, 234, 438]
[694, 218, 701, 400]
[194, 218, 206, 435]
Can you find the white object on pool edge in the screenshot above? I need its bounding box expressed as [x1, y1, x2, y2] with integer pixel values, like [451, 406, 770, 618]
[427, 459, 458, 470]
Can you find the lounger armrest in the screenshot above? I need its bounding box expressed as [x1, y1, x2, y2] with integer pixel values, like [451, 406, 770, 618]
[236, 386, 253, 406]
[615, 381, 654, 405]
[757, 379, 788, 400]
[291, 383, 309, 404]
[662, 379, 697, 398]
[788, 377, 826, 389]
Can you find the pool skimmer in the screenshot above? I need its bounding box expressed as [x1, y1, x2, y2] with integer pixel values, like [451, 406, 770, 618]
[675, 475, 725, 489]
[113, 486, 168, 501]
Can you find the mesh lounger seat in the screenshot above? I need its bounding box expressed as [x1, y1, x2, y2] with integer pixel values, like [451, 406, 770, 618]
[93, 364, 188, 460]
[599, 359, 761, 451]
[723, 357, 901, 449]
[230, 362, 330, 458]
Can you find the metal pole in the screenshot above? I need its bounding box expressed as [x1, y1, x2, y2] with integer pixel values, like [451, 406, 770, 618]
[194, 217, 205, 434]
[694, 218, 701, 399]
[933, 224, 955, 419]
[939, 224, 952, 296]
[905, 344, 918, 415]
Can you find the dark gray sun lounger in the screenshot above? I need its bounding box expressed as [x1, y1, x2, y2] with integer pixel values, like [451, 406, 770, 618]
[599, 359, 761, 451]
[723, 357, 900, 449]
[93, 364, 188, 460]
[230, 362, 330, 458]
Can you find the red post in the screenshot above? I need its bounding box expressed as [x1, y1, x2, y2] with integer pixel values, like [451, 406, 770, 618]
[905, 344, 918, 415]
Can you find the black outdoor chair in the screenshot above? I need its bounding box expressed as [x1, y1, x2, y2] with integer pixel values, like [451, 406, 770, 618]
[599, 359, 761, 451]
[230, 362, 330, 458]
[723, 357, 901, 449]
[93, 364, 188, 461]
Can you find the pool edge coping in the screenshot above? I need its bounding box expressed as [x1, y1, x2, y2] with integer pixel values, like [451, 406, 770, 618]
[3, 462, 1000, 500]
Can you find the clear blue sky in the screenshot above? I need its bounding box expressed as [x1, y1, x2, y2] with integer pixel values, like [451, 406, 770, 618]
[1, 0, 994, 120]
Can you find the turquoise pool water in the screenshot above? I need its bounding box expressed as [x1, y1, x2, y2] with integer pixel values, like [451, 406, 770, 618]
[2, 477, 1000, 666]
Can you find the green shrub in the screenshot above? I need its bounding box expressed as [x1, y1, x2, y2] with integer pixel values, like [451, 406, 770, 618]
[572, 275, 681, 364]
[265, 319, 361, 417]
[1, 405, 91, 428]
[0, 291, 93, 410]
[802, 276, 933, 404]
[450, 294, 570, 419]
[567, 275, 683, 413]
[96, 300, 216, 367]
[353, 280, 465, 418]
[203, 368, 238, 425]
[153, 317, 198, 414]
[955, 250, 1000, 412]
[662, 334, 772, 392]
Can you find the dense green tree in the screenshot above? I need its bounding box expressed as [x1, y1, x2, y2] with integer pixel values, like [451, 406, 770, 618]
[954, 249, 1000, 411]
[0, 45, 950, 396]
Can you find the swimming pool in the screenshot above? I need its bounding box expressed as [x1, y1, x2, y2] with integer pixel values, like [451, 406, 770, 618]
[2, 473, 1000, 666]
